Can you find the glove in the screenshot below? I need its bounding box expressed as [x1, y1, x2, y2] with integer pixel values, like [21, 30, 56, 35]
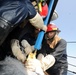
[11, 39, 26, 62]
[29, 12, 47, 32]
[25, 56, 44, 75]
[21, 40, 34, 55]
[37, 53, 55, 71]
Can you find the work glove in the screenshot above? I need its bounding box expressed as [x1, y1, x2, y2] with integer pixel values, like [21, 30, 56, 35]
[21, 40, 34, 55]
[37, 53, 55, 71]
[25, 52, 44, 75]
[11, 39, 26, 62]
[29, 12, 47, 32]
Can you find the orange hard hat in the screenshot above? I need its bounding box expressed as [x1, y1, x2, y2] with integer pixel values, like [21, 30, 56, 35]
[47, 23, 61, 32]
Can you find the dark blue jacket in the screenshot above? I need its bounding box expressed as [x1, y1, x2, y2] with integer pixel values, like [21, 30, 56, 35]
[0, 0, 36, 25]
[0, 0, 36, 45]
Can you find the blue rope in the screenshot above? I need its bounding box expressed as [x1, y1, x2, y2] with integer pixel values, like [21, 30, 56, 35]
[34, 0, 55, 50]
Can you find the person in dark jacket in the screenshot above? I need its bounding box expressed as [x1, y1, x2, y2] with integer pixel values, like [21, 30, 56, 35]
[0, 0, 47, 60]
[37, 23, 68, 75]
[0, 0, 47, 46]
[11, 23, 68, 75]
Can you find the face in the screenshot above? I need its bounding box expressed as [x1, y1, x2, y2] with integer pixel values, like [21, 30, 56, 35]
[47, 31, 56, 39]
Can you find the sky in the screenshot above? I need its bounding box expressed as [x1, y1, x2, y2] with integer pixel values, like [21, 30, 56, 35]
[51, 0, 76, 74]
